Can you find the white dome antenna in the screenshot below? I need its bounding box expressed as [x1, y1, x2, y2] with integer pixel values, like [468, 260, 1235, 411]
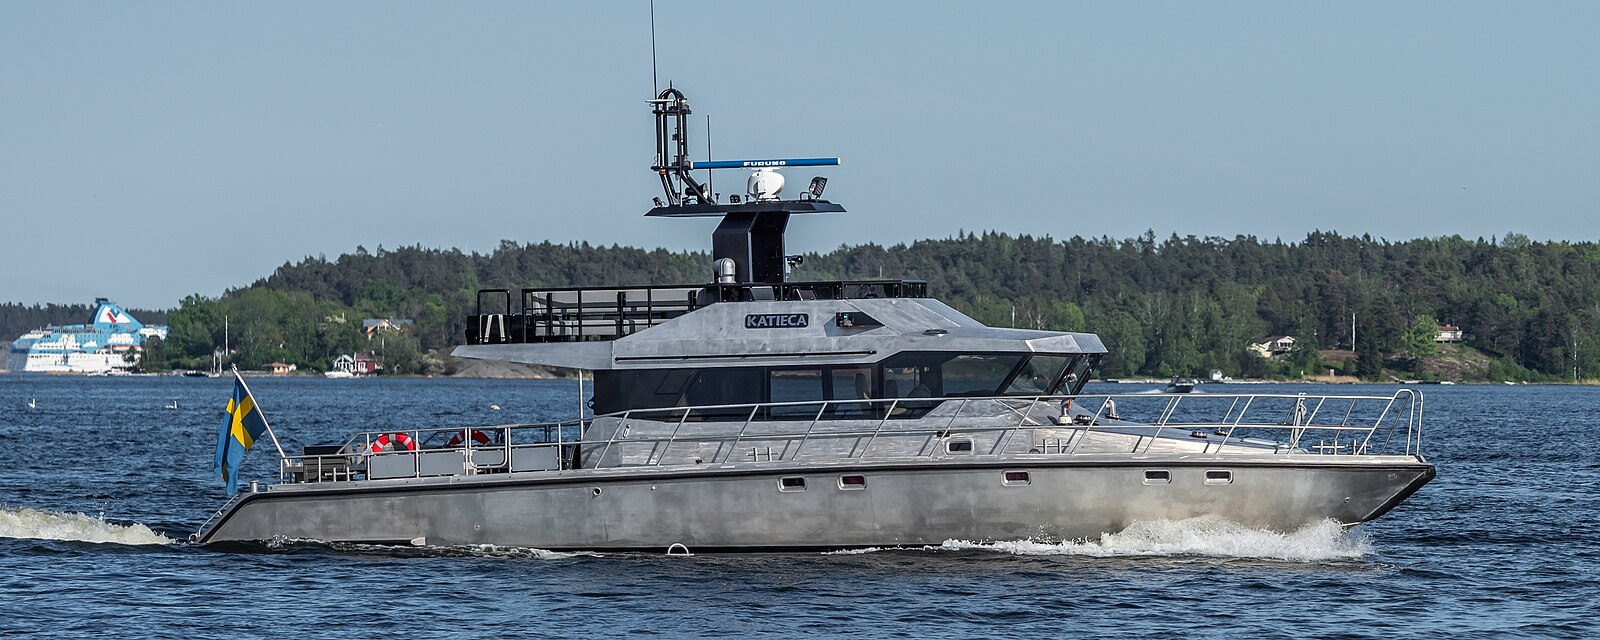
[747, 168, 785, 201]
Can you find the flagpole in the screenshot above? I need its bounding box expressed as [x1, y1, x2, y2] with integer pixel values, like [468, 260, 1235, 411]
[232, 365, 288, 460]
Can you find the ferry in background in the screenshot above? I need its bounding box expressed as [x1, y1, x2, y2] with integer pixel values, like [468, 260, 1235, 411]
[5, 299, 168, 374]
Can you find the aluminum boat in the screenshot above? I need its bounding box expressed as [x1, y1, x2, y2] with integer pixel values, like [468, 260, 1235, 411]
[191, 89, 1434, 550]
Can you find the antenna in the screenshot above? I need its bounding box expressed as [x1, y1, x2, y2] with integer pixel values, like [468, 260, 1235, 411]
[706, 115, 713, 201]
[649, 0, 659, 95]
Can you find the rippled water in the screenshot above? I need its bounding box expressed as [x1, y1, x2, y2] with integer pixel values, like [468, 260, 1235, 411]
[0, 377, 1594, 638]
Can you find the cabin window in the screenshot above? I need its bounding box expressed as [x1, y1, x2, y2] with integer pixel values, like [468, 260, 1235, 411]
[778, 476, 807, 492]
[1003, 471, 1031, 486]
[654, 369, 694, 396]
[946, 438, 974, 454]
[1205, 470, 1233, 485]
[684, 369, 763, 411]
[839, 474, 866, 490]
[829, 367, 875, 417]
[942, 354, 1026, 396]
[592, 368, 762, 416]
[1143, 469, 1171, 485]
[1064, 356, 1097, 395]
[769, 369, 824, 418]
[1006, 355, 1070, 395]
[882, 362, 937, 399]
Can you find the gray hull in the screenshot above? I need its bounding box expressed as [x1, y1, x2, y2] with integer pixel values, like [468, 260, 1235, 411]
[198, 456, 1433, 550]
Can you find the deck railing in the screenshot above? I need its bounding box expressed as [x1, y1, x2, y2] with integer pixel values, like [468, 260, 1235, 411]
[275, 390, 1424, 485]
[464, 279, 929, 344]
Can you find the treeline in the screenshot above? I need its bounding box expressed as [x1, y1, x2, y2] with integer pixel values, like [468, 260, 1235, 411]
[0, 302, 169, 341]
[124, 232, 1600, 380]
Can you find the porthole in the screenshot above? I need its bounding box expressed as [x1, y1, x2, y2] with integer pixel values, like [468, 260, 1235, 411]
[1205, 470, 1233, 485]
[1143, 469, 1171, 485]
[946, 439, 974, 454]
[778, 476, 807, 492]
[1003, 471, 1031, 486]
[839, 474, 866, 490]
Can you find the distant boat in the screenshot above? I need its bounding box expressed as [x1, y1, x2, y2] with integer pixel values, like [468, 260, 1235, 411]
[6, 299, 166, 374]
[1165, 377, 1196, 393]
[323, 370, 355, 379]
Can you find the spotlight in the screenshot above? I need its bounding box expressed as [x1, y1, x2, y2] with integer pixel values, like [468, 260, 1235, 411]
[652, 197, 664, 207]
[807, 176, 828, 199]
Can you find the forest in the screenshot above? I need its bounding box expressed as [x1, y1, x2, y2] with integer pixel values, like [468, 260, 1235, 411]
[6, 230, 1596, 381]
[0, 303, 168, 339]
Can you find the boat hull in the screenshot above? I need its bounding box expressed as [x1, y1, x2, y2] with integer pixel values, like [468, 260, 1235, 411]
[198, 457, 1433, 550]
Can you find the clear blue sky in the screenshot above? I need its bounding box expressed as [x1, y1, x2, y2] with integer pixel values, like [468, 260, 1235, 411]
[3, 2, 1596, 309]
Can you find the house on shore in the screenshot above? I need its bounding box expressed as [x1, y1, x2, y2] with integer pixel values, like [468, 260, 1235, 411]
[362, 318, 413, 338]
[1248, 335, 1297, 359]
[330, 352, 383, 376]
[1435, 324, 1464, 343]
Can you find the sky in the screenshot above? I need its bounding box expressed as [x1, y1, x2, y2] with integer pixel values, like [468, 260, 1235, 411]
[2, 2, 1597, 309]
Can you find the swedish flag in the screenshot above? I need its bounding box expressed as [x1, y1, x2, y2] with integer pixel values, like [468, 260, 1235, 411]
[214, 376, 269, 495]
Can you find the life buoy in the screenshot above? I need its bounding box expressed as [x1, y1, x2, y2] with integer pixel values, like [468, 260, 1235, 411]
[446, 429, 493, 447]
[371, 432, 417, 453]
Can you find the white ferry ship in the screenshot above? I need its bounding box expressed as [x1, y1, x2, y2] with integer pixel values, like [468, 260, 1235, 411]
[6, 299, 168, 374]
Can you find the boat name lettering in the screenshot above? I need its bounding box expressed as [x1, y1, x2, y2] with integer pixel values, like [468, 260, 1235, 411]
[745, 313, 809, 329]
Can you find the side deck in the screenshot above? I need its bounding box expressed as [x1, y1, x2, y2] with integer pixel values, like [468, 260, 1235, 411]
[270, 390, 1425, 486]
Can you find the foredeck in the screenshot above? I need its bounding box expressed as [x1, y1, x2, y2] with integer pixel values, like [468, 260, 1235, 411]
[464, 279, 928, 345]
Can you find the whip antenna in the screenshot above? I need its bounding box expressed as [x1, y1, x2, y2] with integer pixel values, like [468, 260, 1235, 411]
[649, 0, 659, 94]
[706, 115, 713, 200]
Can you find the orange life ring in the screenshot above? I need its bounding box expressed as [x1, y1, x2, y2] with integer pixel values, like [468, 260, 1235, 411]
[446, 429, 493, 447]
[371, 432, 417, 453]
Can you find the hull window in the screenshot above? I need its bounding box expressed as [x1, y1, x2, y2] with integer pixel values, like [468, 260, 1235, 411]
[839, 475, 866, 490]
[946, 438, 974, 454]
[1143, 469, 1171, 484]
[778, 476, 807, 492]
[1003, 471, 1031, 486]
[1205, 470, 1233, 485]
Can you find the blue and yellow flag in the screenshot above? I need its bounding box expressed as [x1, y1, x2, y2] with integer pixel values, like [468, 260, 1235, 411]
[214, 376, 269, 495]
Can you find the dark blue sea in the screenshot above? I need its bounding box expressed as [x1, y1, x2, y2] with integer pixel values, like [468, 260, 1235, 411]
[0, 376, 1594, 638]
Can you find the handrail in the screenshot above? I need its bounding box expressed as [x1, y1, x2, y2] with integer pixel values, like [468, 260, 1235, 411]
[189, 492, 247, 543]
[264, 390, 1424, 487]
[465, 279, 930, 344]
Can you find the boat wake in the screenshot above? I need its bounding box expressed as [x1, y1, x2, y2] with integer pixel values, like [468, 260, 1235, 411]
[827, 517, 1370, 562]
[0, 506, 173, 546]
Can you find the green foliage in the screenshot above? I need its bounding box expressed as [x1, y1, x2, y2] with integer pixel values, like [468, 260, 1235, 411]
[20, 230, 1600, 380]
[1400, 315, 1442, 359]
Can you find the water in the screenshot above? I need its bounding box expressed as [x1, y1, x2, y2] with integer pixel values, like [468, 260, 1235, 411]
[1, 376, 1594, 638]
